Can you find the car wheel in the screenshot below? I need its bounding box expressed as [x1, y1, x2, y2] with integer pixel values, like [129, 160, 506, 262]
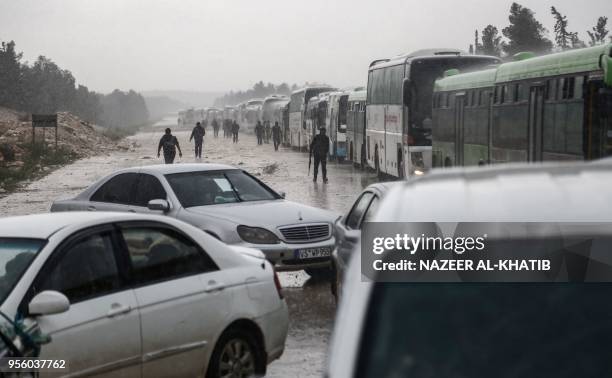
[305, 267, 332, 280]
[206, 329, 264, 378]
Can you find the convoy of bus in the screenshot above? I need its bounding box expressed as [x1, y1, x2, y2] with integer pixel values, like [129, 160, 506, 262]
[432, 43, 612, 168]
[203, 43, 611, 177]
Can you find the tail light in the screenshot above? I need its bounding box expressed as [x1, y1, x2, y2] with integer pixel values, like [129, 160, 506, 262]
[273, 270, 284, 299]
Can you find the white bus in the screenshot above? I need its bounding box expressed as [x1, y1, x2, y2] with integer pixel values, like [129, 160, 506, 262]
[289, 86, 336, 149]
[262, 95, 290, 126]
[346, 89, 367, 167]
[244, 98, 264, 132]
[325, 91, 350, 161]
[366, 49, 500, 177]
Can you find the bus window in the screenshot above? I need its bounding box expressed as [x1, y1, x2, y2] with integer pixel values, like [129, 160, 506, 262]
[574, 76, 585, 99]
[513, 84, 520, 102]
[557, 78, 565, 100]
[546, 80, 556, 101]
[563, 77, 576, 100]
[477, 90, 483, 106]
[494, 86, 500, 104]
[503, 85, 511, 103]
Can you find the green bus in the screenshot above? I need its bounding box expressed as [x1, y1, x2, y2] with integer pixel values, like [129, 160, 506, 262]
[432, 44, 612, 167]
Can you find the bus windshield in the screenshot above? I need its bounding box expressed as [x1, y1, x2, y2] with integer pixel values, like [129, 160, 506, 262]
[410, 57, 498, 132]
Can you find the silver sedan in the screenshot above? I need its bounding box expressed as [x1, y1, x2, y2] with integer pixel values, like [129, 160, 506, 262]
[51, 163, 339, 276]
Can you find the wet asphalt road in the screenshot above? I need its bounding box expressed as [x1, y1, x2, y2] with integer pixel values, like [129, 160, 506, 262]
[0, 120, 379, 377]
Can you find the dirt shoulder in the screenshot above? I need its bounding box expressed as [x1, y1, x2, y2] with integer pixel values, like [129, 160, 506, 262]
[0, 107, 136, 194]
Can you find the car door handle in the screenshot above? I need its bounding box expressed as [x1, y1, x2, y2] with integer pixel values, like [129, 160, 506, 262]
[87, 206, 96, 211]
[107, 303, 132, 318]
[205, 280, 226, 293]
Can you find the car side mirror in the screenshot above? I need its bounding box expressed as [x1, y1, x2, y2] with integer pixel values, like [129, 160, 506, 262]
[279, 191, 286, 199]
[403, 79, 412, 106]
[29, 291, 70, 316]
[148, 199, 170, 212]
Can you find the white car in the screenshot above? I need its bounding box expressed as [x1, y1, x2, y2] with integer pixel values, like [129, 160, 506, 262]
[50, 164, 339, 277]
[328, 161, 612, 378]
[0, 212, 288, 378]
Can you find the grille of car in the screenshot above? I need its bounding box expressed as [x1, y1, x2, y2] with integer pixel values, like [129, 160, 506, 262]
[279, 224, 331, 242]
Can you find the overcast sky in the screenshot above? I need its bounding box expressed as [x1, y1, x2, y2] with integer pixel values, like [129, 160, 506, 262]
[1, 0, 610, 94]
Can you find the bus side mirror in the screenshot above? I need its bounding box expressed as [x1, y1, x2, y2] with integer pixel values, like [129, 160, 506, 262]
[403, 79, 412, 106]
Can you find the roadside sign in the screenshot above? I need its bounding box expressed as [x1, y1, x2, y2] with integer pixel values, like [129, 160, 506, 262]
[32, 114, 58, 149]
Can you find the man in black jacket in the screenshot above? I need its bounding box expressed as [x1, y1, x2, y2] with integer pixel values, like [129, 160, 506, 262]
[231, 120, 240, 143]
[310, 128, 330, 183]
[189, 122, 205, 159]
[272, 121, 281, 151]
[157, 128, 182, 164]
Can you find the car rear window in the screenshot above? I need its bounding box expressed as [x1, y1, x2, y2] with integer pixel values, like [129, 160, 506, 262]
[356, 283, 612, 378]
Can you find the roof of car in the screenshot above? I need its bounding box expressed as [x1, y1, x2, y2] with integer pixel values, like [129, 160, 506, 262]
[0, 212, 162, 239]
[380, 159, 612, 222]
[365, 181, 398, 194]
[127, 163, 238, 175]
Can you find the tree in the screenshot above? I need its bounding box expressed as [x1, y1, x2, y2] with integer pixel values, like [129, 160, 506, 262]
[502, 3, 553, 56]
[481, 25, 503, 56]
[473, 30, 483, 54]
[0, 41, 24, 109]
[551, 6, 585, 50]
[587, 16, 609, 46]
[551, 6, 571, 49]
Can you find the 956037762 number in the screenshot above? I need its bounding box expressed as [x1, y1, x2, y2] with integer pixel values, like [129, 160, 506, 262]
[0, 358, 68, 372]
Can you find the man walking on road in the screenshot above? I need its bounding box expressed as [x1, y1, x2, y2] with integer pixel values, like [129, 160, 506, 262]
[255, 121, 264, 145]
[231, 120, 240, 143]
[189, 122, 205, 159]
[264, 121, 271, 144]
[157, 128, 183, 164]
[310, 127, 330, 183]
[272, 121, 281, 151]
[213, 119, 220, 138]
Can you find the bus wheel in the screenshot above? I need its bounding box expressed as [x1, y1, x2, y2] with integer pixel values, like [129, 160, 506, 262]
[444, 157, 453, 168]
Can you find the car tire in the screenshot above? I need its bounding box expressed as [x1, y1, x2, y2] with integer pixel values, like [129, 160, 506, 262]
[305, 267, 332, 280]
[206, 328, 265, 378]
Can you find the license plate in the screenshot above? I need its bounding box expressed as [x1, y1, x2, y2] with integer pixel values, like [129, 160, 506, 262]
[296, 247, 331, 260]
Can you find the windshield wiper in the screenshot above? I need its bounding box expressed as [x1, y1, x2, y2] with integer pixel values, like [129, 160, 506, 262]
[223, 174, 243, 202]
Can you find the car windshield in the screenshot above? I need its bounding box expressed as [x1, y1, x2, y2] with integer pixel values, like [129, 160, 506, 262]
[166, 170, 279, 208]
[356, 283, 612, 378]
[0, 239, 45, 304]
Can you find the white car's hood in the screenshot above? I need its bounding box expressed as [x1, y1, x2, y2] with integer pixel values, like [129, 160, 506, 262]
[185, 200, 338, 229]
[230, 246, 266, 260]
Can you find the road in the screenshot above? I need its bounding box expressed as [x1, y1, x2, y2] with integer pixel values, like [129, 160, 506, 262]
[0, 119, 379, 377]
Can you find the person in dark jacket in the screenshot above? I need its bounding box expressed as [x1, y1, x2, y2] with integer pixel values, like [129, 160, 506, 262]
[255, 121, 264, 145]
[272, 121, 281, 151]
[212, 119, 219, 137]
[310, 128, 330, 183]
[157, 128, 182, 164]
[231, 121, 240, 143]
[189, 122, 205, 159]
[264, 121, 271, 144]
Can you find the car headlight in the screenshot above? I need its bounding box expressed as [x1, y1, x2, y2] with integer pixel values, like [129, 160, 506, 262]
[237, 225, 280, 244]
